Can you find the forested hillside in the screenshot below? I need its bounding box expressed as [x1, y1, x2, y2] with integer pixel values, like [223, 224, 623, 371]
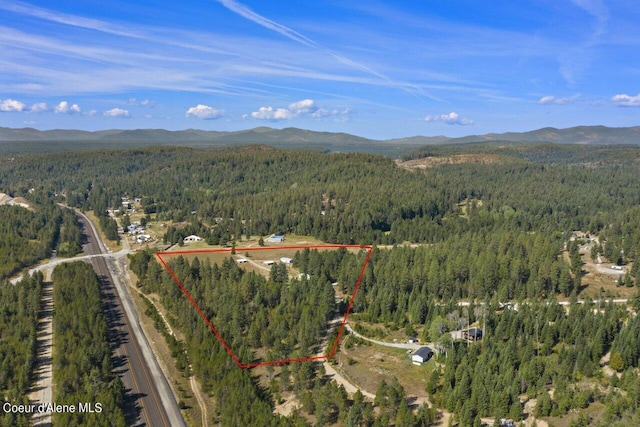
[1, 145, 638, 247]
[1, 143, 639, 425]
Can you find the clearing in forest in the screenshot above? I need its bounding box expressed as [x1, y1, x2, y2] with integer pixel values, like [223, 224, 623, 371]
[156, 245, 372, 368]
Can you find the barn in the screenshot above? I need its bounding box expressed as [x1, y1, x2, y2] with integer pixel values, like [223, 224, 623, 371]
[411, 347, 434, 365]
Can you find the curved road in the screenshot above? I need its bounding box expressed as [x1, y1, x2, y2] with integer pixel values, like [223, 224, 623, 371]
[76, 211, 185, 427]
[344, 323, 424, 350]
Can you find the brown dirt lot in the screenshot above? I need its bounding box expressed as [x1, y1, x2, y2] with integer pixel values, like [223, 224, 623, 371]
[396, 154, 508, 170]
[565, 246, 635, 299]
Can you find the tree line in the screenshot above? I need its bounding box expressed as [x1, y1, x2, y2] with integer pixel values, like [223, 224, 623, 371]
[0, 273, 42, 427]
[51, 262, 126, 427]
[0, 198, 82, 279]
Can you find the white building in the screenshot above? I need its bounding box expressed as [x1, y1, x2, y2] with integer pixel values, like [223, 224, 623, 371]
[411, 347, 434, 365]
[136, 234, 151, 244]
[184, 235, 203, 243]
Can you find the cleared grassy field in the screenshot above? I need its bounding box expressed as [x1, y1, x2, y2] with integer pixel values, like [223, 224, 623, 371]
[338, 337, 436, 400]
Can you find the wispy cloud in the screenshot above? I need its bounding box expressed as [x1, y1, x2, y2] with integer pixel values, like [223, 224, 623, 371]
[611, 93, 640, 107]
[186, 104, 225, 119]
[556, 1, 610, 85]
[424, 112, 474, 126]
[214, 0, 425, 97]
[538, 95, 579, 105]
[0, 0, 510, 105]
[569, 0, 609, 35]
[129, 98, 156, 107]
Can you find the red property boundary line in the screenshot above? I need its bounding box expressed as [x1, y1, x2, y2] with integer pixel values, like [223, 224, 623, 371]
[155, 244, 373, 368]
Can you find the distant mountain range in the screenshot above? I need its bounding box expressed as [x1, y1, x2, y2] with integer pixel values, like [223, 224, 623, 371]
[0, 125, 376, 144]
[2, 124, 639, 144]
[0, 125, 638, 156]
[387, 125, 640, 145]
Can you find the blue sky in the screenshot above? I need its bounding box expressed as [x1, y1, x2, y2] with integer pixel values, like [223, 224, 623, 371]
[0, 0, 638, 139]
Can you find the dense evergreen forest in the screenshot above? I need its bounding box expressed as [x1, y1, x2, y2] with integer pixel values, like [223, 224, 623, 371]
[401, 141, 640, 164]
[0, 144, 638, 249]
[161, 255, 337, 364]
[1, 144, 639, 425]
[0, 198, 82, 279]
[0, 273, 42, 427]
[131, 243, 640, 425]
[51, 262, 127, 427]
[131, 249, 438, 426]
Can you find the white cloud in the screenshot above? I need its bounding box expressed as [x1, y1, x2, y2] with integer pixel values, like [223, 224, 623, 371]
[251, 106, 292, 120]
[250, 99, 350, 121]
[86, 109, 97, 116]
[424, 112, 473, 125]
[185, 104, 225, 120]
[288, 99, 316, 115]
[29, 102, 48, 112]
[0, 98, 26, 112]
[104, 108, 130, 118]
[54, 101, 81, 114]
[611, 93, 640, 107]
[538, 95, 578, 105]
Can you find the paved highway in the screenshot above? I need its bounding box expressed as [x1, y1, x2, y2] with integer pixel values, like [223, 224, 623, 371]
[76, 211, 186, 427]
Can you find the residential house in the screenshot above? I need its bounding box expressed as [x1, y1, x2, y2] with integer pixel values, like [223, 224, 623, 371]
[136, 234, 151, 244]
[463, 328, 483, 341]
